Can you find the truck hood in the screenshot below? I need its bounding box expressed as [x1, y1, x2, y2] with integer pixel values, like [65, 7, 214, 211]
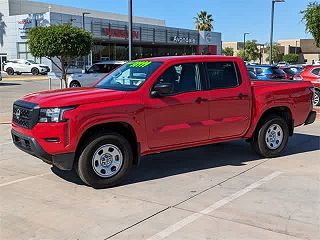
[22, 87, 127, 108]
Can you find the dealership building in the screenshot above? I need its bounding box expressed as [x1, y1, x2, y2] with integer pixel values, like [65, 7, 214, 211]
[0, 0, 222, 71]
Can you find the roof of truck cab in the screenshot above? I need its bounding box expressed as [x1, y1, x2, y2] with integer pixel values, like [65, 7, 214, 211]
[137, 55, 243, 63]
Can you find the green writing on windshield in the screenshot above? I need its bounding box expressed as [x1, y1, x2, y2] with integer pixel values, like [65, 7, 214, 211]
[129, 61, 152, 68]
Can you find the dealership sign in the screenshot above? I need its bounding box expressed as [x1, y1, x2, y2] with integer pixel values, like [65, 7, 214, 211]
[171, 36, 197, 44]
[103, 28, 139, 40]
[16, 13, 50, 39]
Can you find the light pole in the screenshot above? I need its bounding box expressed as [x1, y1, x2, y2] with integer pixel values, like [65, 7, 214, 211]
[82, 12, 90, 30]
[269, 0, 285, 65]
[128, 0, 133, 61]
[243, 32, 250, 51]
[82, 12, 90, 70]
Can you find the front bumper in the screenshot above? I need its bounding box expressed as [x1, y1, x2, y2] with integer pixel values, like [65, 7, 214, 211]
[39, 67, 50, 73]
[304, 111, 317, 125]
[11, 129, 75, 170]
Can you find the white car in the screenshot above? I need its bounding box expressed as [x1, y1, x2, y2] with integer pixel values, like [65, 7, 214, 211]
[67, 61, 125, 87]
[277, 61, 289, 67]
[4, 59, 50, 75]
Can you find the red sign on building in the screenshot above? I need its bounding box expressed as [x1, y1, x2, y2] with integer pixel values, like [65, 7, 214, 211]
[103, 28, 140, 40]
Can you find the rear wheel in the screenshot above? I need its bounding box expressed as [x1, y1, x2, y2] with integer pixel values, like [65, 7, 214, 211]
[31, 68, 39, 75]
[76, 131, 133, 188]
[251, 115, 289, 158]
[313, 90, 320, 106]
[6, 68, 14, 75]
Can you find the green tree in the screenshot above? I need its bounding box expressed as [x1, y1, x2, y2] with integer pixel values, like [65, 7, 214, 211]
[283, 53, 299, 64]
[194, 11, 214, 31]
[245, 40, 260, 62]
[28, 24, 93, 87]
[301, 1, 320, 47]
[265, 43, 283, 63]
[237, 49, 249, 61]
[223, 47, 234, 56]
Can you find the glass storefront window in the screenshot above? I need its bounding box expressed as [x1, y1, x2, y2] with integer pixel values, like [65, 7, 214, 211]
[92, 42, 198, 63]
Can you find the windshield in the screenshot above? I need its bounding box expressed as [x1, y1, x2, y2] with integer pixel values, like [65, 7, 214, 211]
[96, 61, 162, 91]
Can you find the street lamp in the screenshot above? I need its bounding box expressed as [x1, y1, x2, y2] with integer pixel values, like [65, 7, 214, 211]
[269, 0, 285, 65]
[243, 32, 250, 51]
[82, 12, 90, 70]
[128, 0, 133, 61]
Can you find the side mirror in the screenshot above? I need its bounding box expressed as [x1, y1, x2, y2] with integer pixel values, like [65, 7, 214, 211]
[151, 82, 174, 98]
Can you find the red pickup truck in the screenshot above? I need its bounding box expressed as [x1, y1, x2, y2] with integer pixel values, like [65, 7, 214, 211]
[12, 56, 316, 188]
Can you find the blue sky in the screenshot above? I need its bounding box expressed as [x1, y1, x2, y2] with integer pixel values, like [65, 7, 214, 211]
[37, 0, 312, 43]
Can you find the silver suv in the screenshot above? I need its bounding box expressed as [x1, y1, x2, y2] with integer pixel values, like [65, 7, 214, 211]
[67, 61, 126, 87]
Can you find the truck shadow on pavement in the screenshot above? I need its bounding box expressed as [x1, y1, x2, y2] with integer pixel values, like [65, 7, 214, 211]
[51, 133, 319, 187]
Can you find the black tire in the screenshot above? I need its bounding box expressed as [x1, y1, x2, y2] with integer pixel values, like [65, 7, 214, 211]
[70, 81, 81, 88]
[251, 115, 289, 158]
[31, 68, 39, 75]
[6, 68, 14, 75]
[313, 90, 320, 106]
[76, 131, 133, 188]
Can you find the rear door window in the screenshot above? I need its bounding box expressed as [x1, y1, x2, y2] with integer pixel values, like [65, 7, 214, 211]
[206, 62, 241, 89]
[270, 67, 285, 76]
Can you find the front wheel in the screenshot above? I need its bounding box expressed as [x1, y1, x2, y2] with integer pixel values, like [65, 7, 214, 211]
[313, 90, 320, 106]
[251, 115, 289, 158]
[31, 68, 39, 75]
[76, 132, 133, 188]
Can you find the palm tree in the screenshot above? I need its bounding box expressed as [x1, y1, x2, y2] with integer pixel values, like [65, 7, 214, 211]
[194, 11, 214, 31]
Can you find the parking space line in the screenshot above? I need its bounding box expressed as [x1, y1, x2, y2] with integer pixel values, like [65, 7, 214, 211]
[0, 172, 52, 187]
[147, 171, 282, 240]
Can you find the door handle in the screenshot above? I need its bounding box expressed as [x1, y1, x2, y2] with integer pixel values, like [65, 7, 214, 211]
[238, 93, 249, 99]
[195, 97, 208, 104]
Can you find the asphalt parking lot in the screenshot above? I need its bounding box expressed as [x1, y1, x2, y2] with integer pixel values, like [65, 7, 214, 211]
[0, 78, 320, 240]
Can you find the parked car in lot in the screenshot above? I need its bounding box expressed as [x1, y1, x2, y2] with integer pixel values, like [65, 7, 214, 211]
[247, 65, 285, 80]
[67, 61, 126, 87]
[11, 56, 316, 188]
[4, 59, 50, 75]
[277, 61, 289, 67]
[299, 65, 320, 106]
[0, 71, 2, 81]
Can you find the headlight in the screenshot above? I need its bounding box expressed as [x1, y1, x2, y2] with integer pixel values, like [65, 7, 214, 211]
[39, 107, 75, 123]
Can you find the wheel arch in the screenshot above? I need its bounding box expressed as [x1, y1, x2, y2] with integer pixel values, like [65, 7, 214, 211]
[75, 121, 140, 166]
[254, 106, 294, 136]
